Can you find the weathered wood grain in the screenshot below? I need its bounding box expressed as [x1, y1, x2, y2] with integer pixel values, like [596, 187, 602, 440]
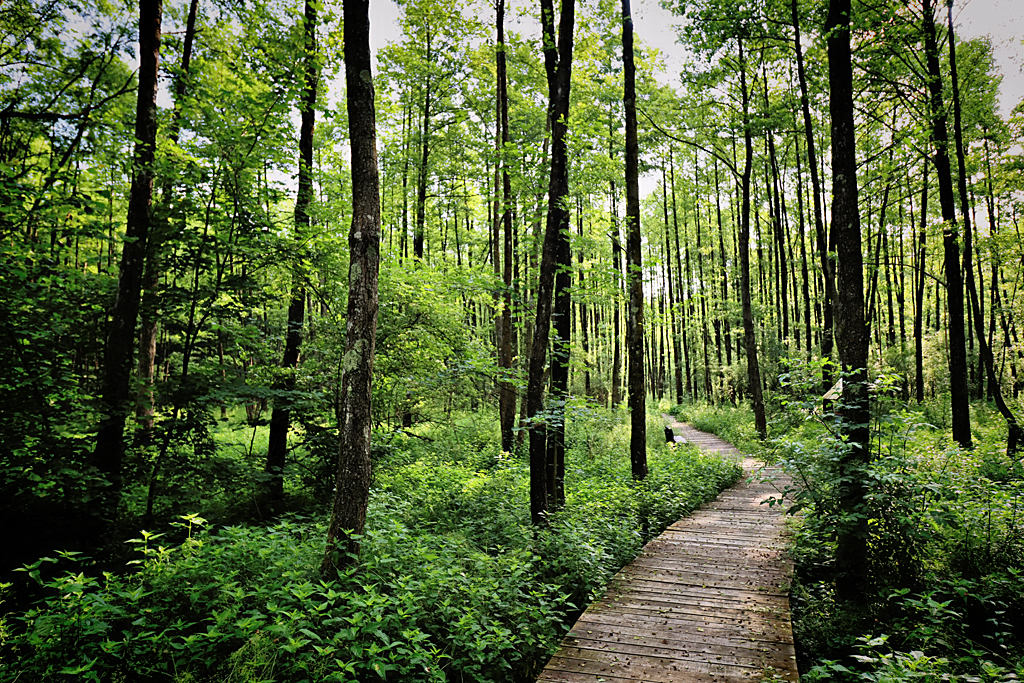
[536, 421, 800, 682]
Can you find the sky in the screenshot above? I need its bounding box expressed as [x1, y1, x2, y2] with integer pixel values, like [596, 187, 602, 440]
[368, 0, 1024, 118]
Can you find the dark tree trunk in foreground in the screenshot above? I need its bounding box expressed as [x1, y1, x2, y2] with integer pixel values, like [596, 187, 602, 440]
[322, 0, 380, 574]
[827, 0, 870, 602]
[526, 0, 574, 526]
[622, 0, 646, 479]
[922, 0, 971, 449]
[267, 0, 318, 507]
[495, 0, 516, 455]
[737, 38, 766, 439]
[92, 0, 162, 525]
[947, 3, 1021, 454]
[547, 193, 571, 508]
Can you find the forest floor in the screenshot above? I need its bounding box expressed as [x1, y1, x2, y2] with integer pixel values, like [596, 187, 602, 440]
[537, 421, 800, 682]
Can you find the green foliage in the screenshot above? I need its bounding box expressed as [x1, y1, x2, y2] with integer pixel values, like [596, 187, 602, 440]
[3, 407, 740, 682]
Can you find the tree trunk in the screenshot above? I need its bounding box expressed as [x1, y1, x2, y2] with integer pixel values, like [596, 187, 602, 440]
[495, 0, 516, 454]
[92, 0, 162, 526]
[526, 0, 574, 526]
[792, 0, 835, 394]
[947, 3, 1021, 453]
[670, 149, 688, 401]
[136, 0, 198, 436]
[622, 0, 646, 479]
[922, 0, 971, 449]
[737, 38, 766, 438]
[827, 0, 870, 602]
[915, 162, 928, 402]
[322, 0, 380, 575]
[414, 37, 432, 261]
[267, 0, 317, 508]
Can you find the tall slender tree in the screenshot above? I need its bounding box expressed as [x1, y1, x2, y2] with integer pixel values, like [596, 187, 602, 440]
[267, 0, 319, 507]
[525, 0, 575, 526]
[922, 0, 971, 449]
[92, 0, 162, 526]
[622, 0, 646, 479]
[946, 2, 1021, 454]
[827, 0, 869, 602]
[322, 0, 381, 574]
[494, 0, 516, 454]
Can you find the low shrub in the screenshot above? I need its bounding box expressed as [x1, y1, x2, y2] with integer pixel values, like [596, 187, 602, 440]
[2, 406, 740, 682]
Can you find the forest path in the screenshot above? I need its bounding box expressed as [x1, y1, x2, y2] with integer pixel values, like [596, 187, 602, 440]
[536, 418, 799, 683]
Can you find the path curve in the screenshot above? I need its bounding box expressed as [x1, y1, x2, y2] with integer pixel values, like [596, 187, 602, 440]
[536, 419, 799, 683]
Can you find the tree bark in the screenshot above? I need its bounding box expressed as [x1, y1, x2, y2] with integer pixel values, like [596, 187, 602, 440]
[92, 0, 162, 526]
[495, 0, 516, 454]
[737, 38, 766, 438]
[792, 0, 835, 394]
[136, 0, 198, 436]
[914, 162, 928, 402]
[526, 0, 574, 526]
[947, 3, 1021, 453]
[922, 0, 971, 449]
[827, 0, 870, 602]
[322, 0, 380, 575]
[267, 0, 318, 508]
[622, 0, 646, 480]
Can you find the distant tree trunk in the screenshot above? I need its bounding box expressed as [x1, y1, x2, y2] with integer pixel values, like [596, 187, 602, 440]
[322, 0, 380, 575]
[794, 129, 813, 359]
[495, 0, 516, 454]
[414, 36, 433, 261]
[611, 207, 623, 407]
[621, 0, 646, 479]
[136, 0, 197, 436]
[922, 0, 971, 449]
[670, 150, 689, 401]
[610, 127, 623, 408]
[663, 161, 683, 405]
[737, 38, 766, 438]
[526, 0, 574, 526]
[695, 184, 713, 398]
[792, 0, 835, 394]
[714, 158, 732, 371]
[914, 162, 928, 402]
[267, 0, 318, 508]
[92, 0, 162, 525]
[947, 3, 1021, 453]
[827, 0, 869, 602]
[577, 206, 591, 396]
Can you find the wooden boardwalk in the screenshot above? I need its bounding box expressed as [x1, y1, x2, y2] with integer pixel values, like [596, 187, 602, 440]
[537, 420, 799, 683]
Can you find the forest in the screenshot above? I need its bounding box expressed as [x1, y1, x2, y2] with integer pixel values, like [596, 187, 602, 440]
[1, 0, 1023, 679]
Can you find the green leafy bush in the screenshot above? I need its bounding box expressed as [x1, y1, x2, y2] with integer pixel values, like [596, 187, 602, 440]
[3, 406, 739, 682]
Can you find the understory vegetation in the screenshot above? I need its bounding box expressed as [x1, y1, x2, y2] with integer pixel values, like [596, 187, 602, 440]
[0, 405, 739, 682]
[675, 390, 1024, 682]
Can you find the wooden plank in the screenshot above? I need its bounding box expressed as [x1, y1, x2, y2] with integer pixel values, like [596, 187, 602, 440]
[536, 422, 800, 682]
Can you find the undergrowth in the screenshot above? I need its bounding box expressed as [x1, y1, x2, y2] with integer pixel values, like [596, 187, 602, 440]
[1, 403, 739, 682]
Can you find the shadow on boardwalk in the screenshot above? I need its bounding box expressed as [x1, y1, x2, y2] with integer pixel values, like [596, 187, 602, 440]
[537, 419, 799, 683]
